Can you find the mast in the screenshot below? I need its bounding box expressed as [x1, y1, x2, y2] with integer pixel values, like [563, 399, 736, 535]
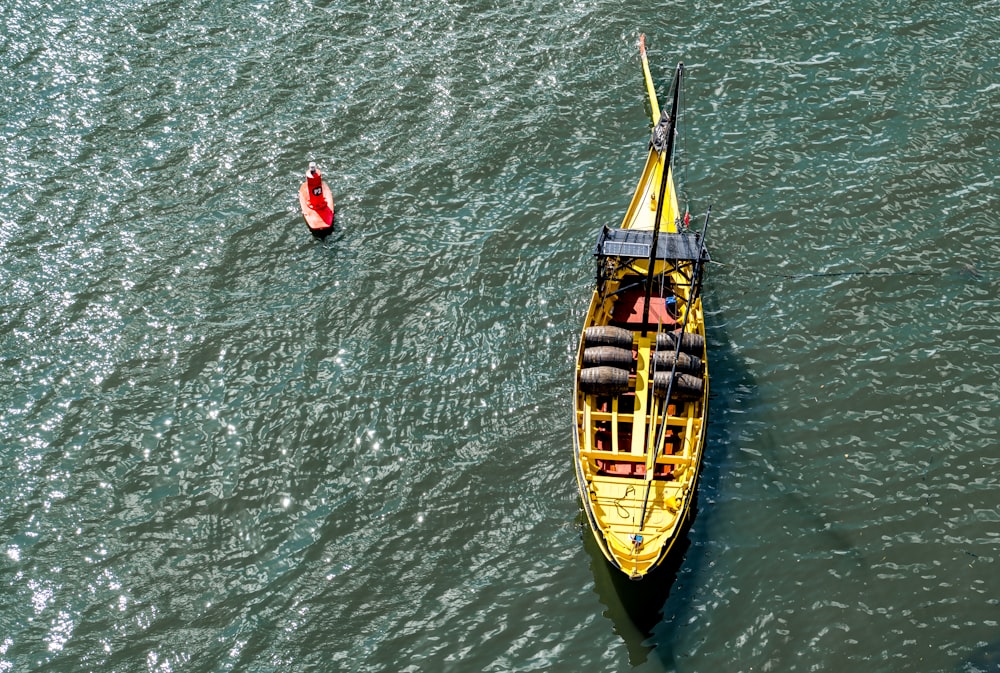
[641, 62, 684, 334]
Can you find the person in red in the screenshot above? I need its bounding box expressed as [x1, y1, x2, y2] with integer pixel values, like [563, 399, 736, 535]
[299, 161, 335, 235]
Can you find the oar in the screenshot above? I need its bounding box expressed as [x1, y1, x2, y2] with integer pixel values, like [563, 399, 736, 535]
[636, 206, 712, 530]
[639, 34, 661, 125]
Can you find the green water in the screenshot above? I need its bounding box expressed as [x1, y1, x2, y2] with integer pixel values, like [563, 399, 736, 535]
[1, 1, 998, 671]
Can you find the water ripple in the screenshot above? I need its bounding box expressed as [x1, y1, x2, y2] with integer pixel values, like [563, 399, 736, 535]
[2, 0, 999, 671]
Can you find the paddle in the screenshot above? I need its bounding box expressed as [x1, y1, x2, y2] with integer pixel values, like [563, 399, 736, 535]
[639, 34, 661, 125]
[636, 205, 711, 531]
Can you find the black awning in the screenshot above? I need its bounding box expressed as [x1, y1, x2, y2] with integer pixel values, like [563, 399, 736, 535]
[593, 226, 709, 262]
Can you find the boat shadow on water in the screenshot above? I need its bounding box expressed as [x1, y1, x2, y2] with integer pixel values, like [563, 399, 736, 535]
[582, 501, 695, 669]
[961, 640, 1000, 673]
[580, 299, 749, 670]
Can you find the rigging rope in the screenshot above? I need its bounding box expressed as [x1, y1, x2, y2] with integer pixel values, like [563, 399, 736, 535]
[716, 265, 937, 281]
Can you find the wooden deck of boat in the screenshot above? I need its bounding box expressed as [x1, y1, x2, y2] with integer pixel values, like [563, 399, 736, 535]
[609, 286, 678, 331]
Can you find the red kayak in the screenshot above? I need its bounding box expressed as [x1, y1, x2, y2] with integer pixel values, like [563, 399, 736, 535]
[299, 162, 335, 237]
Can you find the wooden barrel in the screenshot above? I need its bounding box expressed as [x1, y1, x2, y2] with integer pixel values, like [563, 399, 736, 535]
[656, 330, 704, 355]
[652, 371, 704, 399]
[651, 350, 702, 374]
[583, 325, 633, 350]
[583, 346, 634, 370]
[579, 366, 630, 395]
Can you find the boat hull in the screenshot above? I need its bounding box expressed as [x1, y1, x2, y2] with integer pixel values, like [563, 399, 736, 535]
[298, 180, 335, 236]
[573, 44, 710, 580]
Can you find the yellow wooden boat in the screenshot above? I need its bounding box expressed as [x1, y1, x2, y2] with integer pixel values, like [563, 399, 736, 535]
[573, 36, 711, 580]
